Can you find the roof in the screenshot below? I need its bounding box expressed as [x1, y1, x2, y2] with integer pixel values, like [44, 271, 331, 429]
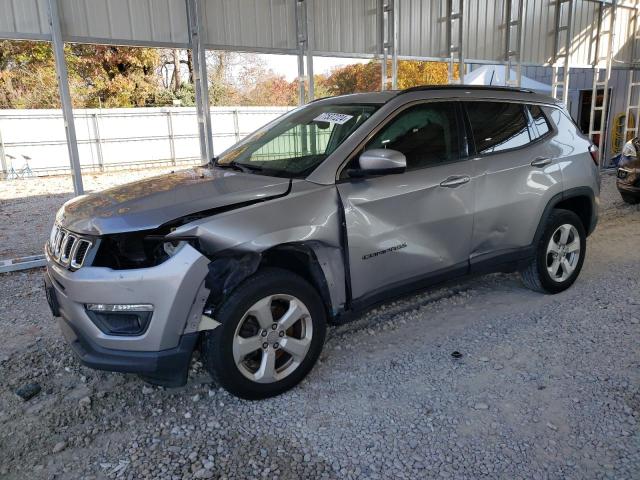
[314, 85, 560, 107]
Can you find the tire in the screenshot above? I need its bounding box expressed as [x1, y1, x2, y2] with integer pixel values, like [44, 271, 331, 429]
[521, 209, 586, 294]
[620, 192, 640, 205]
[201, 268, 327, 400]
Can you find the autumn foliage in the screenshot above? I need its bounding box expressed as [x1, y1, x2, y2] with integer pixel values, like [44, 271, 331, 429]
[0, 40, 457, 109]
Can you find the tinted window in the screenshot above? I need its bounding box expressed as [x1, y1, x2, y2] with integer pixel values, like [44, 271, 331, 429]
[528, 104, 551, 138]
[365, 102, 459, 170]
[465, 102, 531, 154]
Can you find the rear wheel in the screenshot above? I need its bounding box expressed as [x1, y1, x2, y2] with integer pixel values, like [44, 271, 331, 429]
[620, 192, 640, 204]
[201, 268, 326, 400]
[521, 209, 586, 294]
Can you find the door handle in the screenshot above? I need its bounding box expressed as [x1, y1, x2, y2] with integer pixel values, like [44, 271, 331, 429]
[439, 175, 470, 188]
[531, 157, 552, 168]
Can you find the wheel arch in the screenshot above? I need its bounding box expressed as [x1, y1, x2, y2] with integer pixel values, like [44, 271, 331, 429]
[203, 242, 346, 323]
[533, 187, 597, 246]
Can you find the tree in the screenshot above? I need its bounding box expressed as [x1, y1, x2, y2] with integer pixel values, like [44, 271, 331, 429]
[0, 40, 59, 108]
[0, 40, 171, 108]
[323, 59, 457, 96]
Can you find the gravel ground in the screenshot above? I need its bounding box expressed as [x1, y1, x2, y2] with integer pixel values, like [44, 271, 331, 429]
[0, 173, 638, 479]
[0, 166, 195, 259]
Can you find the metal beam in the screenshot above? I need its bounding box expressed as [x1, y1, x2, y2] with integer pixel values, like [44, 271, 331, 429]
[380, 0, 395, 90]
[296, 0, 305, 105]
[505, 0, 524, 87]
[187, 0, 214, 162]
[588, 0, 617, 167]
[47, 0, 84, 195]
[551, 0, 574, 104]
[623, 0, 640, 143]
[306, 1, 315, 102]
[446, 0, 464, 84]
[0, 255, 46, 274]
[0, 126, 7, 180]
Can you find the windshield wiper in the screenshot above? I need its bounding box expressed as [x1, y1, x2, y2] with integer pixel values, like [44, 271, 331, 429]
[238, 163, 263, 171]
[213, 159, 245, 172]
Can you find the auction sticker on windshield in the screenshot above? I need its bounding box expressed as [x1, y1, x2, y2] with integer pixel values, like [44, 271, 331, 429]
[314, 112, 354, 125]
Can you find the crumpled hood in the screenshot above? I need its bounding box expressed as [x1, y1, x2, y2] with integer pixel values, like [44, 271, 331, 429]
[56, 167, 291, 235]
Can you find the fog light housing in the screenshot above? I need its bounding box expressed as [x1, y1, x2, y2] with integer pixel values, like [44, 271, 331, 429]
[85, 304, 153, 336]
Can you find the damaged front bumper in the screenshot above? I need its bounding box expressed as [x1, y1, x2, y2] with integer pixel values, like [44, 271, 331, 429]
[44, 243, 210, 386]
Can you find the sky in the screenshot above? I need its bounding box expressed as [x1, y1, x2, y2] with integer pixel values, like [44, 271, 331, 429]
[262, 54, 369, 80]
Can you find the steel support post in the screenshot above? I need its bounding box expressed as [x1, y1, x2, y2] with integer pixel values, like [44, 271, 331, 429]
[187, 0, 214, 162]
[446, 0, 464, 84]
[379, 0, 395, 90]
[47, 0, 84, 194]
[167, 110, 177, 165]
[552, 0, 574, 104]
[91, 113, 104, 171]
[588, 0, 616, 167]
[306, 0, 315, 101]
[504, 0, 524, 87]
[392, 0, 399, 89]
[623, 0, 640, 143]
[295, 0, 312, 105]
[0, 126, 7, 180]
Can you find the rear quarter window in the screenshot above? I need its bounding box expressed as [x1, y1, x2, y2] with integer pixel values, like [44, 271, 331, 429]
[464, 101, 531, 154]
[527, 104, 551, 139]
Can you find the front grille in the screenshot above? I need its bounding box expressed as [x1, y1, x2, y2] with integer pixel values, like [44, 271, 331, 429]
[49, 224, 93, 269]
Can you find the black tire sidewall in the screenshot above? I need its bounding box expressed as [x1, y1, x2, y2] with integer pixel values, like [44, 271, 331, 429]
[203, 268, 327, 400]
[535, 210, 586, 294]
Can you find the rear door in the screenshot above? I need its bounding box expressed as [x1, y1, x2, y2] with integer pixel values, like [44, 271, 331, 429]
[463, 101, 563, 264]
[337, 101, 476, 300]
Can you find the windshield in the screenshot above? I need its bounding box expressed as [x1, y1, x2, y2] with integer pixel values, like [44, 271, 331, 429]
[215, 102, 379, 177]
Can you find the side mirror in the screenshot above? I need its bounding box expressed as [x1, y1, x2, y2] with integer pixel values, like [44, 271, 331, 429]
[349, 149, 406, 177]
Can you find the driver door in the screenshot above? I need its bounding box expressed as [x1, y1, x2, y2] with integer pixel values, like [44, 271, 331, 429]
[337, 101, 476, 301]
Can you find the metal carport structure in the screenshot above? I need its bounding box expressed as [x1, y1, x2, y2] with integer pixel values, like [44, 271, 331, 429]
[0, 0, 639, 195]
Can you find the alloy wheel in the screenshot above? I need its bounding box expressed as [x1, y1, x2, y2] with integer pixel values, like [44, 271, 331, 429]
[232, 294, 313, 383]
[546, 223, 581, 282]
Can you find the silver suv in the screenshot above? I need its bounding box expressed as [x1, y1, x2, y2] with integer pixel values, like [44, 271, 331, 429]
[44, 86, 600, 399]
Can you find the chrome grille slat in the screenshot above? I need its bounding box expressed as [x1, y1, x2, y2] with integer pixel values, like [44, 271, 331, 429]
[48, 224, 93, 269]
[54, 230, 67, 259]
[60, 234, 76, 265]
[70, 239, 92, 269]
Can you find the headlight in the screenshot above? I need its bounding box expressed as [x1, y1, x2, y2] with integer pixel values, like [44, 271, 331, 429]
[163, 240, 186, 257]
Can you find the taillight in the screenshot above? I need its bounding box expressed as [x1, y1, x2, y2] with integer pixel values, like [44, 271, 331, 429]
[588, 145, 599, 166]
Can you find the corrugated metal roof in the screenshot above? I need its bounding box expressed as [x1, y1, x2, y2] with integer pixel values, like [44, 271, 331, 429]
[59, 0, 189, 47]
[310, 0, 378, 55]
[202, 0, 298, 52]
[0, 0, 50, 40]
[0, 0, 637, 67]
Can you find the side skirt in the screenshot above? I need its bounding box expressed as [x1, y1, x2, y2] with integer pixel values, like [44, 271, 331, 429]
[334, 245, 535, 324]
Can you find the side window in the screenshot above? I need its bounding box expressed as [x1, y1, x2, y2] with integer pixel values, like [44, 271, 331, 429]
[465, 102, 531, 154]
[364, 102, 459, 170]
[527, 104, 551, 138]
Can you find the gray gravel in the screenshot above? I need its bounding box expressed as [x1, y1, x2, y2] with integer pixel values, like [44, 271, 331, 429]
[0, 172, 638, 479]
[0, 166, 185, 259]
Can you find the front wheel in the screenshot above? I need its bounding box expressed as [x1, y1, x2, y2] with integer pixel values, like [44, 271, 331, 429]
[521, 209, 586, 294]
[201, 268, 326, 400]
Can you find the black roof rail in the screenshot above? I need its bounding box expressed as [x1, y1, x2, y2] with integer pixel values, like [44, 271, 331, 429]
[398, 84, 535, 95]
